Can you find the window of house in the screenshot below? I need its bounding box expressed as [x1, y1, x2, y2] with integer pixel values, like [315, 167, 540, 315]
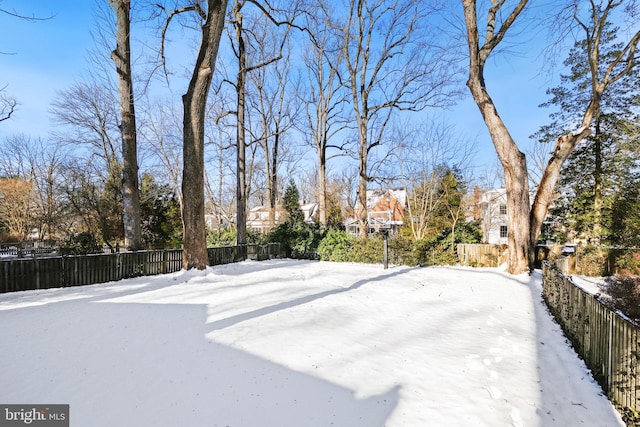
[499, 204, 507, 215]
[500, 225, 508, 238]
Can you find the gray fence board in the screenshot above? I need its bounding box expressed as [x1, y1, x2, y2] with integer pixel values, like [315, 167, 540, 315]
[0, 244, 283, 293]
[542, 261, 639, 423]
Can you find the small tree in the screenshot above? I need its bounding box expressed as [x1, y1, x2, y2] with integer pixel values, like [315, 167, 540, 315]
[282, 179, 303, 224]
[0, 177, 35, 240]
[440, 168, 467, 251]
[609, 173, 640, 247]
[139, 174, 182, 249]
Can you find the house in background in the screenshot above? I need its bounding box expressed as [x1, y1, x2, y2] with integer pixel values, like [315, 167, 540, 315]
[476, 188, 508, 245]
[246, 206, 281, 234]
[472, 188, 548, 245]
[300, 202, 319, 224]
[205, 205, 233, 231]
[345, 188, 407, 236]
[246, 201, 319, 234]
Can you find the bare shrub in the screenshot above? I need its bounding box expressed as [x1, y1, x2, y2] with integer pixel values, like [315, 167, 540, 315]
[599, 276, 640, 324]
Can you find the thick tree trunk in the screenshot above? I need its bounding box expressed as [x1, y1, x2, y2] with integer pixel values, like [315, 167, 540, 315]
[466, 73, 530, 274]
[110, 0, 142, 251]
[182, 0, 228, 269]
[529, 114, 593, 255]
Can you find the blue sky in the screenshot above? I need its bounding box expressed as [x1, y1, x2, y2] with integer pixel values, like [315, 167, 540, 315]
[0, 1, 568, 178]
[1, 1, 95, 137]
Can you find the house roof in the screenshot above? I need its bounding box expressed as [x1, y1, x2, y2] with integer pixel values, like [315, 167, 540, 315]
[366, 189, 406, 209]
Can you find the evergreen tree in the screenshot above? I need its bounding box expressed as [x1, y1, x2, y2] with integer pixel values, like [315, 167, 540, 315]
[283, 179, 304, 224]
[139, 174, 182, 249]
[440, 168, 466, 250]
[535, 24, 640, 244]
[610, 170, 640, 247]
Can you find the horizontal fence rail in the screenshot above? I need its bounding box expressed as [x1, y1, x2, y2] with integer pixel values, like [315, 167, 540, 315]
[542, 261, 639, 423]
[0, 244, 283, 294]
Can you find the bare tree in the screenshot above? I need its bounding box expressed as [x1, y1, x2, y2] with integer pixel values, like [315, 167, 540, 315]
[461, 0, 640, 273]
[0, 135, 69, 240]
[248, 23, 299, 230]
[50, 81, 121, 177]
[108, 0, 142, 251]
[342, 0, 460, 237]
[206, 75, 241, 232]
[159, 0, 229, 269]
[139, 98, 184, 207]
[0, 177, 35, 240]
[50, 80, 125, 247]
[204, 123, 235, 231]
[396, 119, 476, 240]
[225, 0, 272, 244]
[462, 0, 531, 273]
[300, 0, 349, 226]
[225, 0, 303, 241]
[230, 0, 250, 244]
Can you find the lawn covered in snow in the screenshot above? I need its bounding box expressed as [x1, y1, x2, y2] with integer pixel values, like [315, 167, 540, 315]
[0, 260, 624, 427]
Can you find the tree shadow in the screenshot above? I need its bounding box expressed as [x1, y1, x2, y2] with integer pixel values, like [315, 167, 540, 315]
[0, 298, 399, 427]
[206, 267, 412, 332]
[525, 269, 624, 426]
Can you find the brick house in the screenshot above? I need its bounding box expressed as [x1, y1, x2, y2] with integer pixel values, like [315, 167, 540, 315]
[345, 189, 406, 236]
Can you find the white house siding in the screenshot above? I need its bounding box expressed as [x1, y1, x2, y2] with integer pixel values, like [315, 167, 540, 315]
[480, 189, 508, 245]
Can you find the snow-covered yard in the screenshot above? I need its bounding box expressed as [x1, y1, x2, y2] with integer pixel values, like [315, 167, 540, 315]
[0, 259, 624, 426]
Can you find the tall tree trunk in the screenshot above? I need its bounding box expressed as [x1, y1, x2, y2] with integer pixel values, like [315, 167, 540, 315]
[357, 119, 369, 238]
[109, 0, 142, 251]
[469, 77, 530, 274]
[269, 127, 279, 228]
[234, 4, 247, 246]
[529, 105, 594, 255]
[318, 147, 327, 226]
[592, 110, 603, 243]
[182, 0, 228, 269]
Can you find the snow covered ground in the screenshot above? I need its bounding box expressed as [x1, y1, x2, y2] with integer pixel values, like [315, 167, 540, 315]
[571, 274, 606, 296]
[0, 259, 624, 427]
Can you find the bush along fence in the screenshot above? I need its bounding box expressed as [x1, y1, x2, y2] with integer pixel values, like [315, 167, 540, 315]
[542, 261, 640, 425]
[536, 244, 640, 276]
[0, 244, 284, 294]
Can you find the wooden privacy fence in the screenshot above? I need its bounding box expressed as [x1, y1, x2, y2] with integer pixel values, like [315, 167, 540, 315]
[457, 244, 506, 267]
[0, 244, 283, 293]
[542, 261, 639, 421]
